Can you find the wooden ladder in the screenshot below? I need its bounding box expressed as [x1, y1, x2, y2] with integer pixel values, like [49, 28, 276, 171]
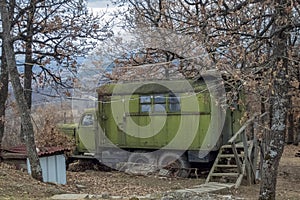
[205, 113, 268, 188]
[205, 144, 246, 188]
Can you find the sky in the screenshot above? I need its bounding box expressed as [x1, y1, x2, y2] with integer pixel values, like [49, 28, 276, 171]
[87, 0, 112, 8]
[87, 0, 116, 13]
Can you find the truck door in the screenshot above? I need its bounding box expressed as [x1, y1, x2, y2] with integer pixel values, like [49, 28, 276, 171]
[78, 112, 96, 153]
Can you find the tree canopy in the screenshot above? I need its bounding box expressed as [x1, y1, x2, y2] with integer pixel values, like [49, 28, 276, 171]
[111, 0, 299, 199]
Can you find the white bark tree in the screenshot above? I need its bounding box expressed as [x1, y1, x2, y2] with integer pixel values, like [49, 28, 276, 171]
[0, 0, 42, 180]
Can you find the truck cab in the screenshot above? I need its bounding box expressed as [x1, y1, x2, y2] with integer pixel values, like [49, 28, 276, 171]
[59, 108, 97, 155]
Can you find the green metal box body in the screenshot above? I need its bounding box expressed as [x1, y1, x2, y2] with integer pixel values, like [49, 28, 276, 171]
[96, 79, 242, 153]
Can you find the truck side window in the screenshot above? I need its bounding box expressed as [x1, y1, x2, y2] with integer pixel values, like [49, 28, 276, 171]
[140, 96, 151, 103]
[153, 94, 166, 112]
[169, 94, 180, 112]
[81, 114, 94, 126]
[140, 94, 180, 113]
[140, 96, 151, 112]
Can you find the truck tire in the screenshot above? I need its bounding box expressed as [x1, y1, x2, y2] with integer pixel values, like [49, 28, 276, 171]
[158, 152, 190, 178]
[127, 151, 156, 165]
[125, 151, 157, 175]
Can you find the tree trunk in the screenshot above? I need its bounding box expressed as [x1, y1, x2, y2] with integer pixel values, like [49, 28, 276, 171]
[0, 47, 9, 149]
[294, 117, 300, 146]
[286, 110, 294, 144]
[286, 92, 294, 145]
[20, 3, 35, 143]
[20, 48, 33, 143]
[0, 0, 42, 181]
[296, 63, 300, 146]
[259, 1, 289, 199]
[259, 95, 288, 199]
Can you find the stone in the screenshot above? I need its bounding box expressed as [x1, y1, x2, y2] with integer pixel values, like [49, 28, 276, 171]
[51, 194, 89, 200]
[76, 184, 87, 189]
[101, 193, 110, 199]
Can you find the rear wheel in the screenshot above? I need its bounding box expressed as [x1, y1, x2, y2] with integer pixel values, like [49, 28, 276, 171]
[158, 152, 190, 178]
[127, 151, 156, 165]
[126, 151, 157, 175]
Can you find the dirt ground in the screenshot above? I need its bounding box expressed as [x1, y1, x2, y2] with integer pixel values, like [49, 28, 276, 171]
[235, 145, 300, 200]
[0, 145, 299, 200]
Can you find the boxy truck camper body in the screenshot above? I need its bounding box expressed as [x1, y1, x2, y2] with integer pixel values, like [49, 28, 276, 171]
[93, 78, 243, 167]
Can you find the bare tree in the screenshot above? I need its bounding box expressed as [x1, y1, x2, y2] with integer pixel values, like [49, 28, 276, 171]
[0, 0, 42, 181]
[113, 0, 300, 199]
[0, 0, 113, 180]
[0, 0, 113, 144]
[0, 46, 8, 149]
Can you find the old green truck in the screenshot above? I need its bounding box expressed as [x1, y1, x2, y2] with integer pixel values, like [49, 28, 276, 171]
[60, 76, 243, 176]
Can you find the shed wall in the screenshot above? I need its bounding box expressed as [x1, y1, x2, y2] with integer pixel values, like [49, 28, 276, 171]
[27, 154, 66, 184]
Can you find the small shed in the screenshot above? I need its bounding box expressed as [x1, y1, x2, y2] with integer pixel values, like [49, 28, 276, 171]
[1, 145, 69, 185]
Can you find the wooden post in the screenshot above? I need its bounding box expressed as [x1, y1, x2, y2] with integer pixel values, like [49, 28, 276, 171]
[232, 143, 242, 174]
[252, 117, 259, 184]
[242, 130, 251, 185]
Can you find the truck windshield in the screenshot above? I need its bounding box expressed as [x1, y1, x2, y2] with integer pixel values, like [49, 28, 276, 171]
[81, 114, 94, 126]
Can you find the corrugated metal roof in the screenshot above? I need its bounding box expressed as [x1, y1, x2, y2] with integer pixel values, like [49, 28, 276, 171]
[1, 145, 69, 157]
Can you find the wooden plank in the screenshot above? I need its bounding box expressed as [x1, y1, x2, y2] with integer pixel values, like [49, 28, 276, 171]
[228, 114, 258, 144]
[206, 182, 235, 188]
[228, 112, 268, 144]
[242, 131, 252, 185]
[247, 140, 257, 184]
[221, 144, 244, 149]
[215, 164, 238, 168]
[175, 182, 235, 194]
[219, 154, 243, 158]
[202, 184, 225, 189]
[231, 143, 242, 174]
[1, 153, 27, 159]
[235, 163, 246, 188]
[235, 174, 244, 189]
[211, 172, 239, 177]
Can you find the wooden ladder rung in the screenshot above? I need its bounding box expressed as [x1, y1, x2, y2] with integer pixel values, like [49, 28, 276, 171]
[221, 144, 244, 149]
[219, 154, 244, 158]
[211, 172, 239, 177]
[215, 164, 238, 168]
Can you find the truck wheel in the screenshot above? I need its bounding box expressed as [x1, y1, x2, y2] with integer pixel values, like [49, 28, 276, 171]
[127, 151, 156, 165]
[125, 151, 157, 175]
[158, 152, 190, 178]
